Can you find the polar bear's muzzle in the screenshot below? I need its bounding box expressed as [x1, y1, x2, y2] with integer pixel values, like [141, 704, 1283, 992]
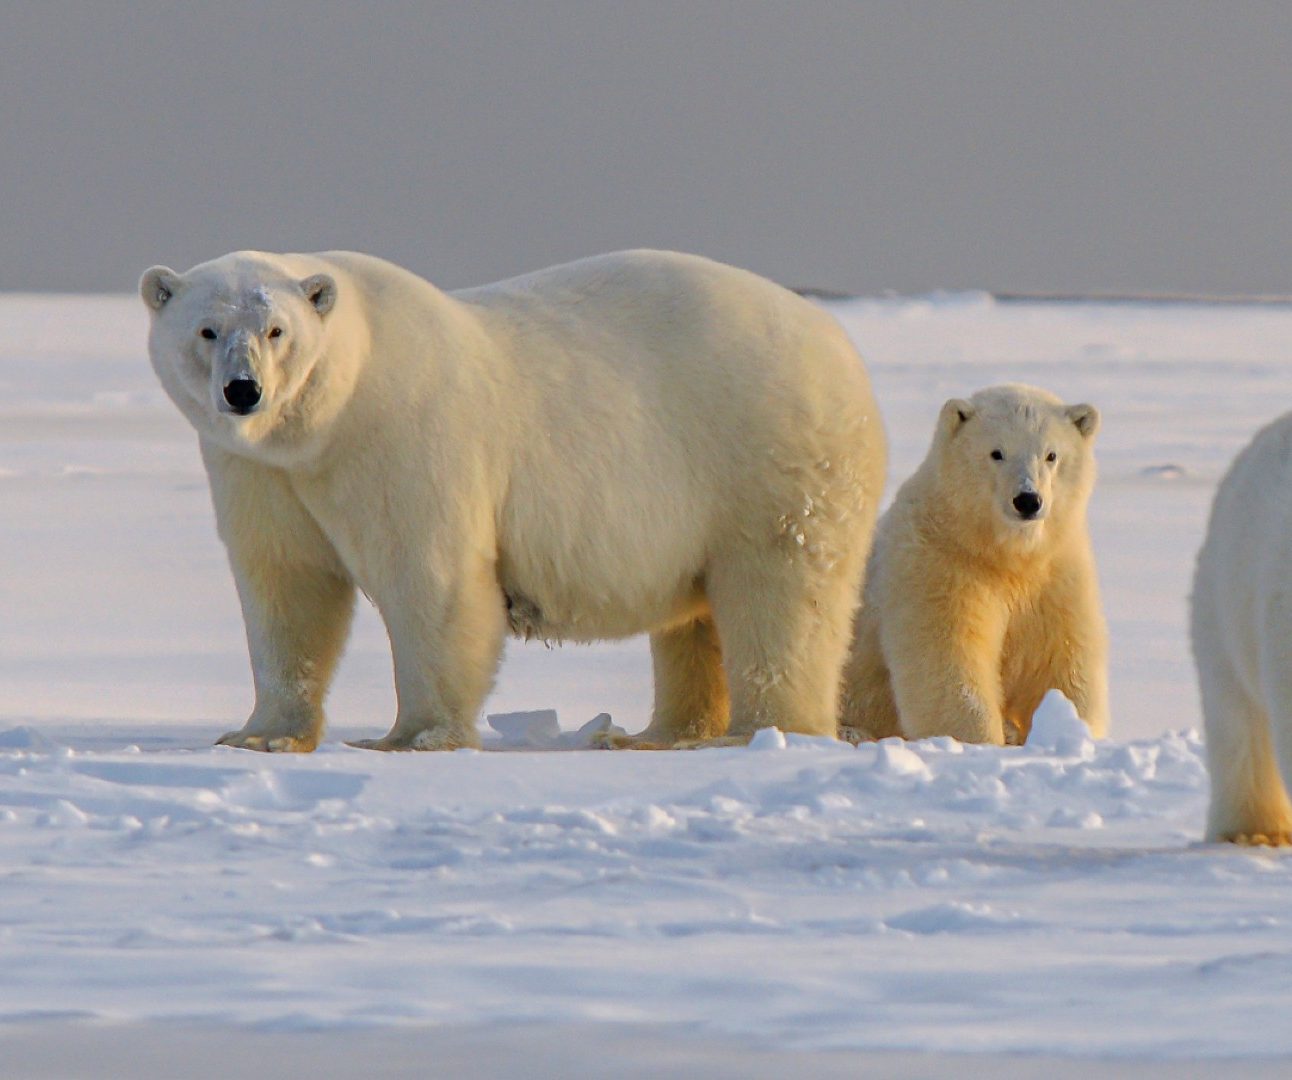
[216, 333, 264, 416]
[223, 377, 263, 415]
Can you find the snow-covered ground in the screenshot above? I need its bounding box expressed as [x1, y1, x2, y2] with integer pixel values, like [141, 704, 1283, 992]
[4, 291, 1292, 1071]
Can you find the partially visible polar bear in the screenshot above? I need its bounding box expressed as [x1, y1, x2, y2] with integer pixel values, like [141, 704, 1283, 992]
[1192, 413, 1292, 845]
[840, 384, 1107, 745]
[140, 249, 885, 751]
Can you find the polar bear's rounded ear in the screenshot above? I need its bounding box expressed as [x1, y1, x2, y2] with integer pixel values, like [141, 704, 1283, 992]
[1066, 403, 1100, 439]
[140, 266, 182, 312]
[300, 273, 337, 317]
[939, 398, 974, 437]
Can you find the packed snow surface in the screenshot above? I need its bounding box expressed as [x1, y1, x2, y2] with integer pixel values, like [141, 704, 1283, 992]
[3, 291, 1292, 1057]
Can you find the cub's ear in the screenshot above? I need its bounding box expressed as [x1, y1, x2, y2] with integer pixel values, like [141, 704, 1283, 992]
[1066, 403, 1100, 439]
[300, 273, 337, 316]
[939, 398, 974, 437]
[139, 266, 182, 312]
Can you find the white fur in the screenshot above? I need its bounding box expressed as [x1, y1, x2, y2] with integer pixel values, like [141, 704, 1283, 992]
[1192, 412, 1292, 844]
[840, 384, 1107, 745]
[141, 249, 886, 751]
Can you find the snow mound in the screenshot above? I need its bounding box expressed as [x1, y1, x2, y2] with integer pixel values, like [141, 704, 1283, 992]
[1027, 689, 1095, 756]
[0, 725, 63, 751]
[748, 726, 787, 751]
[873, 738, 929, 777]
[885, 900, 1034, 935]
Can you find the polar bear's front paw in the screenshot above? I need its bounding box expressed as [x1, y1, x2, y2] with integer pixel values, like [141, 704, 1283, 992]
[216, 730, 318, 753]
[346, 727, 478, 752]
[346, 737, 396, 751]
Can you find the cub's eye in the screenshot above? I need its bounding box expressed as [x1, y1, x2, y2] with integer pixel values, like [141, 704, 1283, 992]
[268, 326, 284, 340]
[990, 449, 1004, 461]
[199, 327, 217, 341]
[1046, 451, 1058, 463]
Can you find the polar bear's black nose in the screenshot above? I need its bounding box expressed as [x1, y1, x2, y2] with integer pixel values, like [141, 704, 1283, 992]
[1013, 491, 1042, 519]
[223, 378, 262, 414]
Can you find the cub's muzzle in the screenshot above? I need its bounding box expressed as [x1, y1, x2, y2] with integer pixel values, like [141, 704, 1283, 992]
[1012, 491, 1043, 520]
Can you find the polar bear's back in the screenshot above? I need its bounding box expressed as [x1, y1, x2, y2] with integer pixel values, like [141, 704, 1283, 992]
[456, 248, 855, 375]
[457, 247, 873, 444]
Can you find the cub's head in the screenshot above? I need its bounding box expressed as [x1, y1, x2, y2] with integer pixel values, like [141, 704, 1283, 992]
[140, 253, 350, 462]
[933, 384, 1099, 551]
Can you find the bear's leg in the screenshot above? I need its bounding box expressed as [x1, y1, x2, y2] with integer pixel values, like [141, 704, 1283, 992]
[705, 550, 857, 740]
[1267, 717, 1292, 849]
[1199, 644, 1292, 846]
[639, 616, 730, 745]
[206, 449, 356, 753]
[218, 564, 356, 753]
[884, 590, 1010, 744]
[350, 554, 507, 751]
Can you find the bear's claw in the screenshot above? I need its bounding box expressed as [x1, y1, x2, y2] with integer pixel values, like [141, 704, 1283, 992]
[215, 731, 317, 753]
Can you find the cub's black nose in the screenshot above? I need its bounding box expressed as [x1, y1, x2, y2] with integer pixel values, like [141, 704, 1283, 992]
[1013, 491, 1042, 519]
[223, 378, 262, 414]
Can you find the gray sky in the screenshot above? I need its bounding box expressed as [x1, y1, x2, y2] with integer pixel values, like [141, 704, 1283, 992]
[4, 1, 1292, 296]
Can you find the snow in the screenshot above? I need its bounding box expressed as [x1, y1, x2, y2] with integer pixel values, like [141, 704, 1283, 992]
[4, 291, 1292, 1065]
[1026, 689, 1094, 755]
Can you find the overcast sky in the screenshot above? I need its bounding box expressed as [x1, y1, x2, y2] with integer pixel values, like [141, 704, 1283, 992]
[3, 2, 1291, 296]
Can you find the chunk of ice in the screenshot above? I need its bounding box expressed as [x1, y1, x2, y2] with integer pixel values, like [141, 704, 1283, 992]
[486, 709, 560, 746]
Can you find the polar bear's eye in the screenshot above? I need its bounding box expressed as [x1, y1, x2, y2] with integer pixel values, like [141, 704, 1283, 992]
[199, 327, 217, 341]
[1046, 451, 1058, 463]
[990, 449, 1004, 461]
[268, 327, 284, 340]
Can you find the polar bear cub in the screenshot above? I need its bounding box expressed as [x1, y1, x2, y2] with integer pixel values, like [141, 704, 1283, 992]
[840, 384, 1107, 744]
[141, 249, 886, 751]
[1192, 412, 1292, 844]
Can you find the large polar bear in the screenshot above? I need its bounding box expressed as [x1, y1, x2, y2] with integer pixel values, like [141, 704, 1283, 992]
[140, 249, 885, 751]
[1192, 414, 1292, 845]
[840, 384, 1107, 744]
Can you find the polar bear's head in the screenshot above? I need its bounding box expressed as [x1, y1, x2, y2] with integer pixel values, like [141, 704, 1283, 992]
[140, 252, 355, 463]
[933, 384, 1099, 551]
